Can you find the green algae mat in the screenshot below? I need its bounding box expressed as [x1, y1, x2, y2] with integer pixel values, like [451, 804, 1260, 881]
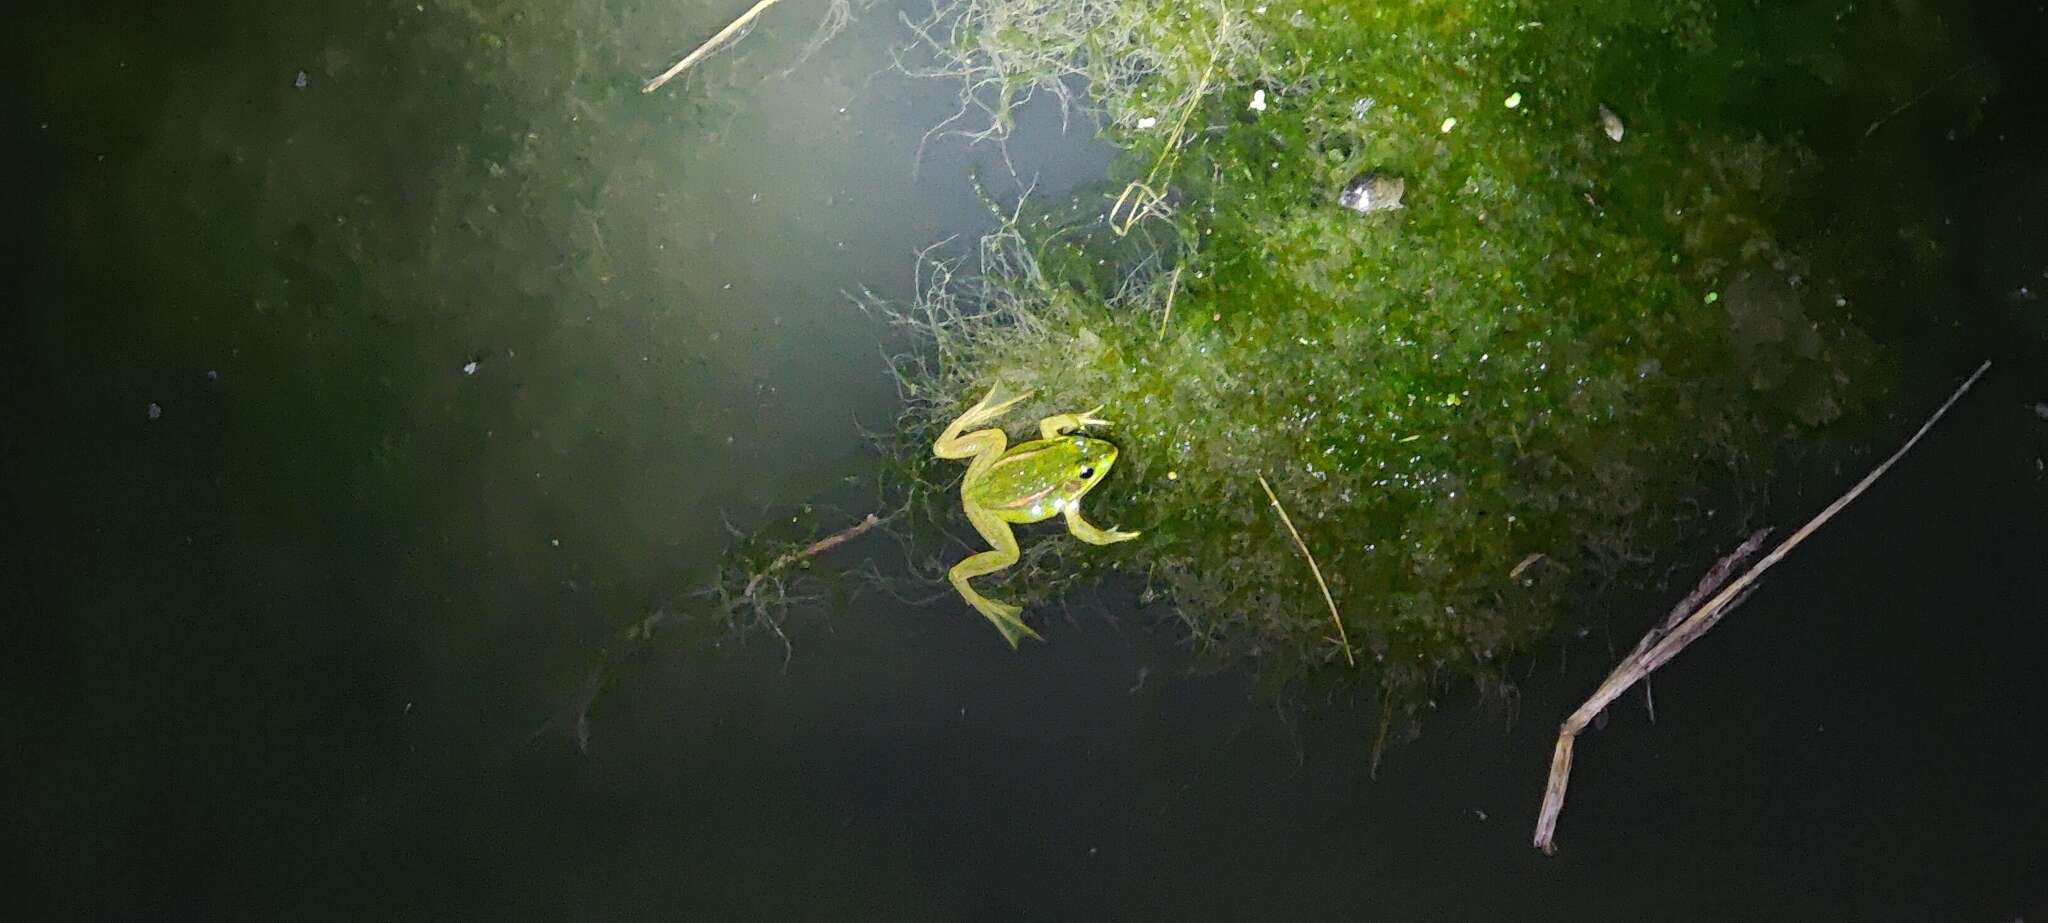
[852, 0, 1977, 726]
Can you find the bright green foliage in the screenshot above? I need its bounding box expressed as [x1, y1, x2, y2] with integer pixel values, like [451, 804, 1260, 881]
[902, 0, 1881, 699]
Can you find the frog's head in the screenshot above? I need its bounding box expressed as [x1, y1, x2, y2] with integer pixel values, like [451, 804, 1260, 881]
[1063, 436, 1120, 497]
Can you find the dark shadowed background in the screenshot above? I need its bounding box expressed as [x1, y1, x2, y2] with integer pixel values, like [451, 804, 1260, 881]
[9, 0, 2045, 918]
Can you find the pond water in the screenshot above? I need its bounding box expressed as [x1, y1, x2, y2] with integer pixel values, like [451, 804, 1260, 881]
[13, 0, 2046, 919]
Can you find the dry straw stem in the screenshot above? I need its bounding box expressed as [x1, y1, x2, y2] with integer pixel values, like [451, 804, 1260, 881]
[1257, 474, 1356, 668]
[1108, 57, 1217, 236]
[1531, 358, 1993, 855]
[1156, 264, 1184, 342]
[643, 0, 791, 94]
[1635, 526, 1772, 723]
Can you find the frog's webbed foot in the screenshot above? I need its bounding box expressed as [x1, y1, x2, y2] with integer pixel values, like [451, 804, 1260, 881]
[1064, 505, 1141, 545]
[935, 385, 1034, 461]
[1039, 405, 1111, 439]
[969, 595, 1044, 649]
[956, 383, 1032, 431]
[948, 559, 1043, 648]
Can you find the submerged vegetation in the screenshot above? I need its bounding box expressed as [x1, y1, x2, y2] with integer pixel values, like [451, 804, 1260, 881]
[884, 0, 1896, 712]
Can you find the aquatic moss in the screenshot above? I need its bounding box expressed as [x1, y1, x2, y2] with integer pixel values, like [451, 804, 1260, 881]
[897, 0, 1882, 703]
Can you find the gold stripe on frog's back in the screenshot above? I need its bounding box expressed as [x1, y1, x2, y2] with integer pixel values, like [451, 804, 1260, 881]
[993, 480, 1064, 514]
[985, 446, 1065, 512]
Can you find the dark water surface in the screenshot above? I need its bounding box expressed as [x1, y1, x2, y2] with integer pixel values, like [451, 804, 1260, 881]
[12, 0, 2047, 919]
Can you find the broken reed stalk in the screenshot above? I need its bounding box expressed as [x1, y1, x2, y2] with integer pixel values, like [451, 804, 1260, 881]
[1637, 526, 1772, 722]
[1257, 474, 1356, 667]
[743, 512, 883, 599]
[1531, 358, 1992, 855]
[643, 0, 791, 94]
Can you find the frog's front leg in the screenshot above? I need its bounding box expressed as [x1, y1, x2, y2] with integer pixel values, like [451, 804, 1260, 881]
[949, 505, 1044, 648]
[1038, 406, 1109, 440]
[1063, 503, 1141, 545]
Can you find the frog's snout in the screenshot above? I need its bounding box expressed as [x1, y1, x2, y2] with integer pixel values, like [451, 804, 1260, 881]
[1083, 439, 1118, 471]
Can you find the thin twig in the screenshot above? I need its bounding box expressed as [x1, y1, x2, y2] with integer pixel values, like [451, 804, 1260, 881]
[1156, 264, 1184, 343]
[743, 512, 884, 599]
[1257, 474, 1356, 667]
[1532, 359, 1991, 855]
[1369, 683, 1393, 778]
[1863, 64, 1985, 139]
[643, 0, 792, 94]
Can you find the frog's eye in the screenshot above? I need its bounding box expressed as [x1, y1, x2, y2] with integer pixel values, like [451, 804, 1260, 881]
[1078, 466, 1095, 480]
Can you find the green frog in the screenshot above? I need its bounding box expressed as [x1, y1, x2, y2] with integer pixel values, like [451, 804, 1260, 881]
[932, 384, 1142, 647]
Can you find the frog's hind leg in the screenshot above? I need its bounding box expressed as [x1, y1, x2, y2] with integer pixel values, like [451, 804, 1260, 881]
[955, 384, 1032, 434]
[933, 385, 1032, 461]
[948, 505, 1043, 648]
